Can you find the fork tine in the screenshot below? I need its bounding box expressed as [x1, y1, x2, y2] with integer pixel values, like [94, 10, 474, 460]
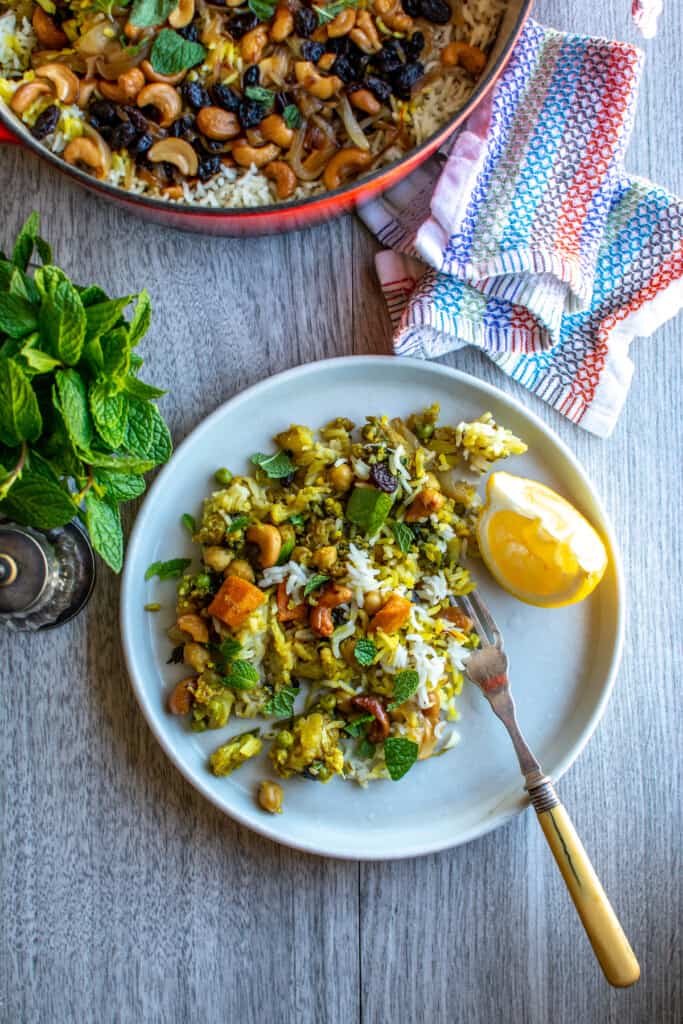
[466, 589, 503, 649]
[458, 592, 492, 647]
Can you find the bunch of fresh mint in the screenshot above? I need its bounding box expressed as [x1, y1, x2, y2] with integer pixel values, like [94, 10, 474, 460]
[0, 213, 171, 572]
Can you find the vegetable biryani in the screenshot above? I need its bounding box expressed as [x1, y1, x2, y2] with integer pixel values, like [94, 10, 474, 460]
[152, 405, 527, 800]
[0, 0, 505, 205]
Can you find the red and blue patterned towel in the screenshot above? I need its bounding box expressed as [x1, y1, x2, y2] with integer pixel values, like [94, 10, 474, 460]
[359, 18, 682, 437]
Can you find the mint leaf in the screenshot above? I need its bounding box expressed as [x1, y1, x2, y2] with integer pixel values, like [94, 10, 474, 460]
[145, 557, 191, 580]
[314, 0, 358, 24]
[0, 358, 42, 445]
[19, 337, 61, 375]
[344, 713, 374, 737]
[93, 468, 146, 502]
[222, 659, 260, 690]
[244, 85, 275, 110]
[383, 736, 418, 781]
[8, 265, 40, 304]
[218, 637, 242, 661]
[11, 211, 40, 271]
[125, 398, 172, 464]
[288, 513, 304, 528]
[248, 0, 275, 19]
[304, 573, 329, 597]
[130, 0, 175, 26]
[127, 289, 151, 346]
[100, 327, 130, 378]
[151, 29, 206, 75]
[54, 368, 93, 451]
[85, 491, 123, 572]
[85, 451, 154, 473]
[357, 737, 376, 759]
[391, 520, 413, 553]
[0, 293, 38, 338]
[89, 380, 129, 450]
[283, 104, 301, 129]
[227, 514, 249, 533]
[264, 686, 298, 717]
[387, 669, 420, 710]
[36, 266, 86, 365]
[251, 450, 295, 479]
[182, 512, 195, 533]
[0, 467, 77, 529]
[346, 486, 393, 536]
[122, 376, 166, 400]
[85, 297, 130, 342]
[353, 638, 377, 666]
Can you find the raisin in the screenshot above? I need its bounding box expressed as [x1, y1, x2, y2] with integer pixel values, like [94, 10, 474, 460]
[109, 121, 137, 151]
[211, 83, 241, 112]
[197, 155, 222, 180]
[31, 104, 59, 140]
[227, 10, 258, 37]
[243, 64, 260, 87]
[326, 36, 350, 55]
[301, 40, 325, 63]
[238, 99, 265, 129]
[88, 99, 119, 126]
[203, 137, 225, 151]
[178, 22, 199, 41]
[183, 82, 211, 110]
[391, 60, 424, 99]
[373, 44, 403, 76]
[401, 0, 421, 15]
[294, 7, 317, 36]
[331, 608, 347, 627]
[330, 54, 356, 84]
[401, 30, 424, 61]
[131, 132, 153, 157]
[169, 114, 196, 137]
[366, 75, 392, 103]
[418, 0, 451, 24]
[370, 462, 399, 493]
[121, 105, 148, 132]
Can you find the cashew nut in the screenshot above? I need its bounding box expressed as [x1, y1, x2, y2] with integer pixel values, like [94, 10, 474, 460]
[136, 82, 182, 127]
[63, 136, 111, 178]
[377, 0, 413, 32]
[183, 642, 211, 672]
[317, 582, 352, 608]
[35, 63, 80, 103]
[327, 8, 356, 36]
[294, 61, 342, 100]
[139, 59, 187, 85]
[232, 139, 281, 168]
[176, 613, 209, 643]
[168, 677, 195, 715]
[270, 5, 294, 42]
[317, 52, 336, 71]
[77, 78, 97, 108]
[441, 41, 487, 74]
[169, 0, 195, 29]
[147, 137, 198, 175]
[260, 113, 293, 148]
[10, 80, 53, 115]
[310, 605, 334, 637]
[350, 88, 380, 115]
[264, 159, 297, 199]
[98, 67, 145, 103]
[240, 25, 269, 64]
[32, 7, 68, 49]
[258, 780, 284, 814]
[196, 106, 241, 140]
[246, 523, 282, 568]
[322, 146, 372, 190]
[350, 11, 382, 54]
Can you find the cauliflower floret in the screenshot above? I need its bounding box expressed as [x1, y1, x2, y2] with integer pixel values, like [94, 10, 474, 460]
[209, 730, 262, 776]
[269, 711, 344, 782]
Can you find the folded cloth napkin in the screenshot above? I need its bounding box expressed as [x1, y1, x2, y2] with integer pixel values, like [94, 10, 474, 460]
[359, 19, 683, 437]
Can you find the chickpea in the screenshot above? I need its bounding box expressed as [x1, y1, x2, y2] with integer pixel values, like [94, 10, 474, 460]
[227, 558, 256, 583]
[313, 545, 338, 572]
[183, 642, 211, 672]
[258, 780, 284, 814]
[203, 545, 233, 572]
[405, 487, 445, 522]
[329, 463, 353, 491]
[363, 590, 384, 615]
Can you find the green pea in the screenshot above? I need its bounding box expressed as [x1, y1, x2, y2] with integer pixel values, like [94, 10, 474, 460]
[276, 730, 294, 749]
[214, 467, 233, 485]
[195, 573, 212, 591]
[319, 693, 336, 711]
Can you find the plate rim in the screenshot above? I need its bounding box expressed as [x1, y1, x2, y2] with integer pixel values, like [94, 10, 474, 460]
[120, 356, 625, 860]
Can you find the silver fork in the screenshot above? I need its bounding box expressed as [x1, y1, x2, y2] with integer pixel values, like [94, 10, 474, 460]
[459, 590, 640, 988]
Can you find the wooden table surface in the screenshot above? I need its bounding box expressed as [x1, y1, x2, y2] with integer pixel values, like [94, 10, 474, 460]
[1, 1, 681, 1021]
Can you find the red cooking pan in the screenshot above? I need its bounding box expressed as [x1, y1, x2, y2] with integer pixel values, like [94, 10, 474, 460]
[0, 0, 531, 236]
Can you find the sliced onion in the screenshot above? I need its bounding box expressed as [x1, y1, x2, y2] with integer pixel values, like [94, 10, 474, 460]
[96, 41, 150, 80]
[288, 122, 336, 182]
[297, 91, 323, 119]
[310, 112, 336, 146]
[338, 93, 370, 152]
[76, 19, 115, 57]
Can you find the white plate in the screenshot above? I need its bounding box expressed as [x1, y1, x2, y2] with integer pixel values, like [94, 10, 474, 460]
[120, 357, 624, 860]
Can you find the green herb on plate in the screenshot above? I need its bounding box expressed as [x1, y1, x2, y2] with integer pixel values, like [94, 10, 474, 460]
[222, 659, 260, 690]
[387, 668, 420, 710]
[150, 28, 206, 75]
[383, 736, 419, 780]
[145, 557, 191, 580]
[346, 485, 394, 535]
[353, 638, 377, 666]
[251, 449, 295, 479]
[181, 512, 196, 534]
[304, 573, 330, 597]
[264, 686, 298, 718]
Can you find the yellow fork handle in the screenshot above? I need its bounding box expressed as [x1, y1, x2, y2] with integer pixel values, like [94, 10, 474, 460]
[536, 802, 640, 987]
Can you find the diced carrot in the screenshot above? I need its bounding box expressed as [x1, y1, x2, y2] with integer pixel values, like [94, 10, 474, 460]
[440, 607, 473, 632]
[367, 593, 412, 634]
[207, 574, 266, 629]
[276, 581, 308, 623]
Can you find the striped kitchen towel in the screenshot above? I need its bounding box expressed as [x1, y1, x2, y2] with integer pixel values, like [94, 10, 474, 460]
[359, 19, 683, 437]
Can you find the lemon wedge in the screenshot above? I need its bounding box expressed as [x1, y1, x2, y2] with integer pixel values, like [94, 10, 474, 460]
[477, 472, 608, 608]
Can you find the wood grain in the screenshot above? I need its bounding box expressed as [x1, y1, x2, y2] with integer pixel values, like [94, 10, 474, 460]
[0, 0, 681, 1021]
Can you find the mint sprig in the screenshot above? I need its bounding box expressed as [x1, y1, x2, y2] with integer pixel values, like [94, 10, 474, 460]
[0, 215, 171, 573]
[264, 686, 298, 717]
[222, 660, 260, 690]
[251, 449, 295, 479]
[150, 29, 206, 75]
[145, 557, 191, 580]
[387, 669, 420, 710]
[391, 520, 413, 553]
[353, 638, 377, 666]
[383, 736, 418, 780]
